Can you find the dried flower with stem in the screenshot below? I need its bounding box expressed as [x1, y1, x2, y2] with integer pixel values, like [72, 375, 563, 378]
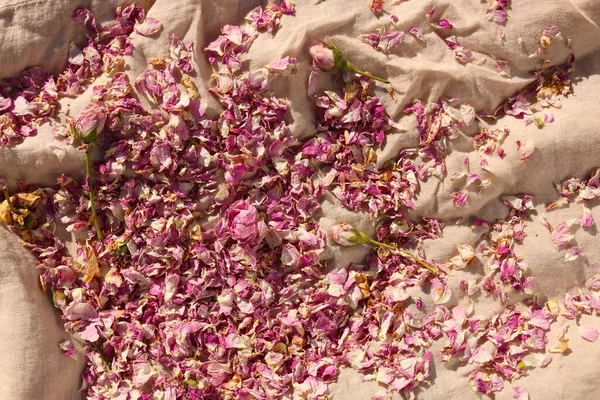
[74, 104, 106, 241]
[329, 222, 439, 274]
[309, 40, 390, 83]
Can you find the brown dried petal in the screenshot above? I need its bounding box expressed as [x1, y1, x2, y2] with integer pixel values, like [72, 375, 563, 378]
[181, 76, 201, 99]
[0, 200, 11, 225]
[76, 244, 100, 283]
[16, 191, 41, 206]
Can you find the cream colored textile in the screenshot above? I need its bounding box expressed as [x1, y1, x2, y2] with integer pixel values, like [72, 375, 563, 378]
[1, 0, 599, 399]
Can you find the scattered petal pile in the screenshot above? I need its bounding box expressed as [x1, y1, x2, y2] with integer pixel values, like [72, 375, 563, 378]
[0, 2, 597, 400]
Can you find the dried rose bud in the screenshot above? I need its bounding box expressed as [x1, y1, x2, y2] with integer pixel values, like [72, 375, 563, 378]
[329, 222, 371, 247]
[309, 43, 337, 71]
[77, 104, 106, 240]
[329, 222, 369, 247]
[75, 104, 107, 144]
[309, 41, 390, 83]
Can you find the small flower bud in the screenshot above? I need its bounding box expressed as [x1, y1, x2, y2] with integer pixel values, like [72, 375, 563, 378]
[309, 43, 338, 71]
[75, 104, 107, 144]
[329, 222, 369, 247]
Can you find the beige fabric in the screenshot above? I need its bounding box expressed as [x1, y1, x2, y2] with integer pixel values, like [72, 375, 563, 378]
[0, 0, 599, 399]
[0, 225, 85, 400]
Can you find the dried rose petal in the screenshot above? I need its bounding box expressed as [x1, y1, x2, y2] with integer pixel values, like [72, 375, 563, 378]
[368, 0, 384, 13]
[513, 386, 529, 400]
[551, 221, 575, 249]
[410, 27, 424, 40]
[134, 17, 162, 36]
[486, 0, 508, 23]
[564, 245, 581, 262]
[496, 60, 511, 77]
[434, 19, 453, 30]
[518, 139, 536, 162]
[580, 327, 599, 342]
[579, 205, 595, 227]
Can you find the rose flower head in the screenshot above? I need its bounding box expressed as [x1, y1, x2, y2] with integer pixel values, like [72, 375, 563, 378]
[75, 103, 107, 144]
[329, 222, 369, 247]
[226, 200, 260, 244]
[309, 42, 339, 71]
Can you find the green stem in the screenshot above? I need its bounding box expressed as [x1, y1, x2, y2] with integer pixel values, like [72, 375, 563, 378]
[411, 256, 439, 275]
[341, 61, 390, 84]
[85, 147, 102, 241]
[354, 69, 391, 84]
[367, 237, 439, 275]
[368, 238, 396, 250]
[3, 188, 19, 214]
[92, 342, 111, 371]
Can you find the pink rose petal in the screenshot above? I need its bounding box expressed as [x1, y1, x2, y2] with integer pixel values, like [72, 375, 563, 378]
[564, 245, 581, 262]
[551, 221, 574, 249]
[580, 327, 599, 342]
[135, 17, 162, 36]
[513, 386, 529, 400]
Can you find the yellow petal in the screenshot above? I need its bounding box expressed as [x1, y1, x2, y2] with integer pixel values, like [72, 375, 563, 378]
[545, 300, 560, 317]
[80, 244, 100, 283]
[181, 76, 201, 99]
[548, 340, 568, 354]
[0, 200, 11, 224]
[16, 191, 41, 206]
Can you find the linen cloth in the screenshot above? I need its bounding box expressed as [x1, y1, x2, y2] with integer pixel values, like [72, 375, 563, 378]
[1, 0, 599, 398]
